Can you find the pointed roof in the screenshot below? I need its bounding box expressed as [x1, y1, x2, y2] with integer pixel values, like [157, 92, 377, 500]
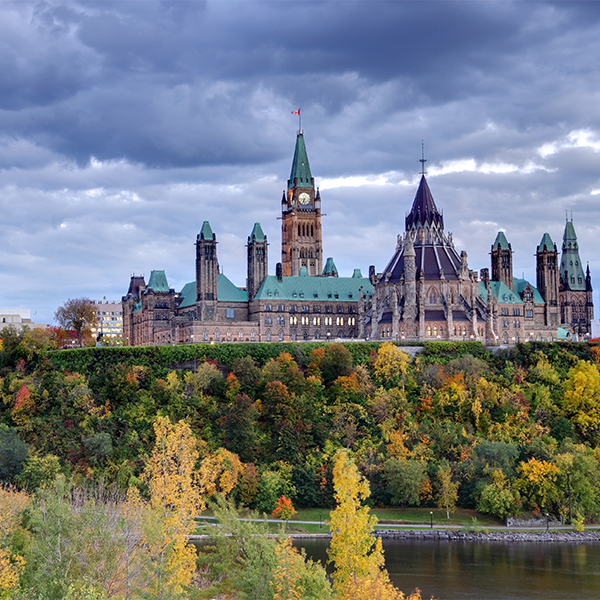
[198, 221, 215, 241]
[147, 270, 170, 292]
[492, 231, 510, 250]
[537, 232, 556, 252]
[563, 219, 578, 247]
[560, 219, 586, 291]
[249, 222, 266, 242]
[288, 132, 313, 189]
[405, 175, 443, 231]
[323, 257, 338, 277]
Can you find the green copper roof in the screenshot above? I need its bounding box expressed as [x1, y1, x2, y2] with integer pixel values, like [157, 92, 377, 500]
[254, 274, 373, 302]
[478, 280, 523, 305]
[217, 273, 248, 302]
[288, 133, 313, 189]
[249, 223, 265, 242]
[537, 232, 556, 252]
[147, 270, 170, 292]
[132, 300, 141, 313]
[323, 257, 338, 276]
[513, 278, 545, 304]
[352, 269, 363, 278]
[560, 219, 586, 291]
[492, 231, 510, 250]
[178, 274, 248, 308]
[563, 220, 578, 245]
[198, 221, 215, 240]
[178, 281, 196, 309]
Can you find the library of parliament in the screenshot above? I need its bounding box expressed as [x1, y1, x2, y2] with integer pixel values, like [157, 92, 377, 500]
[122, 132, 594, 346]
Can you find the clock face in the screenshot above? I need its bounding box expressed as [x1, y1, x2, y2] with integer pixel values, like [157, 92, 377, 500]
[298, 192, 310, 205]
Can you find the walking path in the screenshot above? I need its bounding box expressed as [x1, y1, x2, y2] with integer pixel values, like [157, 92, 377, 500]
[195, 515, 600, 531]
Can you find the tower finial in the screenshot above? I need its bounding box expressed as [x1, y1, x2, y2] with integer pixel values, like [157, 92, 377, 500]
[419, 140, 427, 176]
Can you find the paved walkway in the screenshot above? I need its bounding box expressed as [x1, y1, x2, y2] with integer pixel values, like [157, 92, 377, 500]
[195, 515, 600, 531]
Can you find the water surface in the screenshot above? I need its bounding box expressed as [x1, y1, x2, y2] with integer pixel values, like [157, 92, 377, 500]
[296, 538, 600, 600]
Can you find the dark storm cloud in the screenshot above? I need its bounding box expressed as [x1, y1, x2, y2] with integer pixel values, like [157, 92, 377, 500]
[1, 0, 600, 323]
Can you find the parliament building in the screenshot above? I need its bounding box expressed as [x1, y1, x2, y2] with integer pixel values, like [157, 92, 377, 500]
[122, 132, 593, 346]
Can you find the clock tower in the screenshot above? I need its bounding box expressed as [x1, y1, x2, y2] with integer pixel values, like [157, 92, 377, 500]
[281, 131, 323, 276]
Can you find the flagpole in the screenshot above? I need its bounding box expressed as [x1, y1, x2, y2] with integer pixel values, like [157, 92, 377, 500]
[299, 109, 302, 133]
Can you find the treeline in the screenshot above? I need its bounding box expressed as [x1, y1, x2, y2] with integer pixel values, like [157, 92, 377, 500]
[1, 328, 600, 525]
[1, 415, 419, 599]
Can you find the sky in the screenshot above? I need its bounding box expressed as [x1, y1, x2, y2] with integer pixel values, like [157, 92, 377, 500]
[2, 0, 600, 325]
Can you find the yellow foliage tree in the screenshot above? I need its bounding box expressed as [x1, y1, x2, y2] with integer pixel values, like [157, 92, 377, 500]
[329, 450, 420, 600]
[563, 361, 600, 440]
[373, 342, 410, 385]
[271, 537, 334, 600]
[141, 416, 202, 599]
[0, 487, 28, 599]
[516, 457, 560, 512]
[199, 447, 242, 498]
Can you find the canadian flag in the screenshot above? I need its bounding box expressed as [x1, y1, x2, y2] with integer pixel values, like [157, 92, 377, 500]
[291, 109, 300, 115]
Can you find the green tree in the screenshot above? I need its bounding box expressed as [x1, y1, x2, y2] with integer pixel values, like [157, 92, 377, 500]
[477, 469, 519, 520]
[16, 454, 62, 491]
[54, 298, 97, 347]
[383, 459, 427, 508]
[0, 425, 28, 483]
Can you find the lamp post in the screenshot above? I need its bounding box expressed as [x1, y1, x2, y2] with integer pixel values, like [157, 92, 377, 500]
[430, 511, 433, 529]
[546, 513, 550, 532]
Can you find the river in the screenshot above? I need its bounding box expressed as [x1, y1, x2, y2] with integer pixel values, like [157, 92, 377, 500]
[296, 538, 600, 599]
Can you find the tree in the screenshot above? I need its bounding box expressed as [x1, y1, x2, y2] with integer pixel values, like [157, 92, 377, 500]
[54, 298, 97, 347]
[516, 457, 560, 512]
[0, 426, 28, 483]
[383, 459, 428, 508]
[436, 463, 459, 519]
[0, 486, 28, 599]
[141, 416, 202, 599]
[477, 469, 519, 520]
[272, 496, 296, 521]
[563, 361, 600, 442]
[328, 449, 419, 600]
[374, 342, 410, 386]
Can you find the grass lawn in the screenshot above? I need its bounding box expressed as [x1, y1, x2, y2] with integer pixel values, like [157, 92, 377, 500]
[289, 507, 502, 528]
[194, 506, 504, 536]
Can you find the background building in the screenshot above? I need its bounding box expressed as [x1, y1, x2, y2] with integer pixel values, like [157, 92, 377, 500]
[0, 309, 48, 333]
[89, 299, 123, 340]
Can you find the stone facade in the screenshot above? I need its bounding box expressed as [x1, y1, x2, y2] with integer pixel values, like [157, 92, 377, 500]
[122, 132, 593, 347]
[364, 175, 594, 343]
[122, 132, 372, 346]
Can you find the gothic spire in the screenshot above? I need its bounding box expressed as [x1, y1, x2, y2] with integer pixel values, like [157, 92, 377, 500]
[405, 175, 444, 231]
[288, 131, 313, 189]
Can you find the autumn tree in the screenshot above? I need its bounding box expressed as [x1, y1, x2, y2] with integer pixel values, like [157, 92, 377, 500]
[329, 449, 420, 600]
[141, 416, 203, 599]
[54, 297, 97, 347]
[563, 360, 600, 442]
[0, 486, 28, 599]
[436, 463, 459, 519]
[516, 457, 560, 512]
[374, 342, 410, 386]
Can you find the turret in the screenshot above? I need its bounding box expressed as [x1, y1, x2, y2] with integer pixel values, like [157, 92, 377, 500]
[491, 231, 513, 290]
[196, 221, 218, 321]
[247, 223, 268, 302]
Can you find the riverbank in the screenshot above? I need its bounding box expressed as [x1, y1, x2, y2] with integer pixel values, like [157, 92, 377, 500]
[375, 529, 600, 543]
[190, 529, 600, 543]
